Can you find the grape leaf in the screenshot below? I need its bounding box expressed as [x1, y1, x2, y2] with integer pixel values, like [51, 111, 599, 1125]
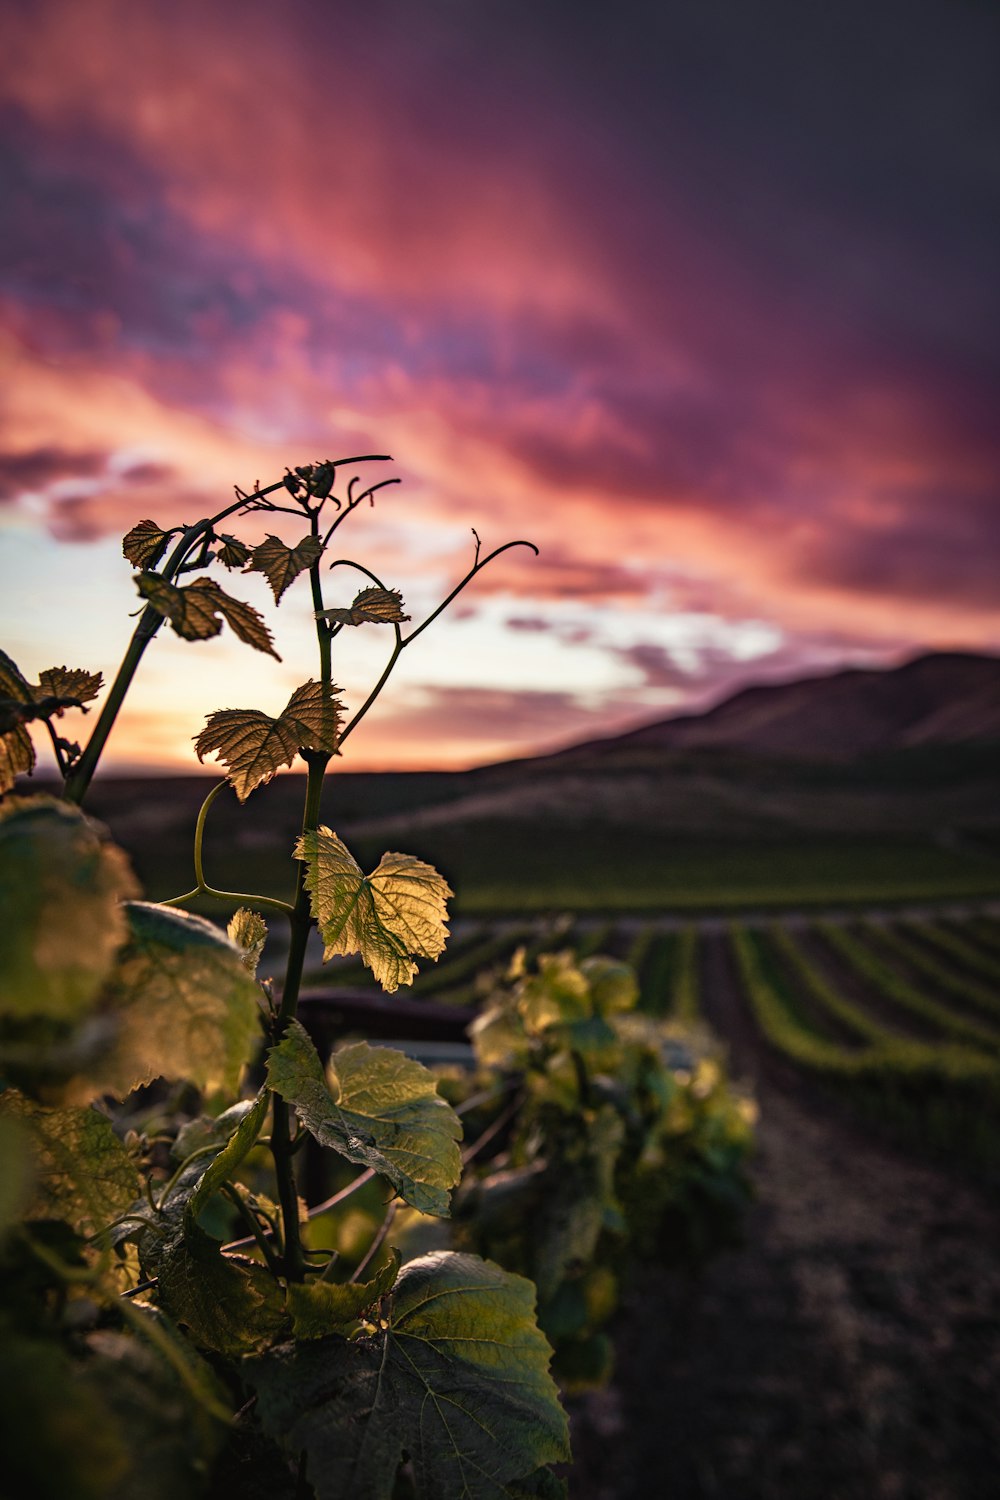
[296, 828, 451, 991]
[0, 719, 34, 792]
[75, 902, 261, 1101]
[136, 573, 280, 658]
[228, 908, 268, 974]
[123, 518, 172, 569]
[0, 652, 35, 789]
[266, 1022, 462, 1216]
[0, 798, 137, 1020]
[215, 533, 250, 569]
[36, 666, 103, 709]
[157, 1220, 288, 1355]
[0, 1091, 140, 1238]
[247, 533, 322, 603]
[194, 679, 344, 801]
[248, 1251, 570, 1500]
[286, 1251, 400, 1339]
[316, 586, 410, 627]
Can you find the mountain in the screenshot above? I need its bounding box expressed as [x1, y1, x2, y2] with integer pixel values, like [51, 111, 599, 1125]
[342, 651, 1000, 841]
[522, 651, 1000, 769]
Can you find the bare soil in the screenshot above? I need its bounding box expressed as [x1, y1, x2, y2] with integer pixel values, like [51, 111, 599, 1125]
[568, 934, 1000, 1499]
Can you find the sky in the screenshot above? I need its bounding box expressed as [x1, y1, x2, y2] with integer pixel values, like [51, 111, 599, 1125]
[1, 0, 998, 773]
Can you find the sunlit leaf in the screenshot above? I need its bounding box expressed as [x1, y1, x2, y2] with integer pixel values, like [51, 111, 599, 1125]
[215, 532, 250, 569]
[228, 908, 268, 974]
[123, 518, 172, 569]
[316, 586, 410, 627]
[249, 1250, 570, 1500]
[267, 1022, 462, 1216]
[0, 798, 137, 1021]
[0, 1091, 140, 1238]
[75, 902, 261, 1101]
[194, 679, 344, 800]
[287, 1251, 400, 1339]
[247, 533, 322, 603]
[296, 828, 451, 991]
[136, 573, 280, 658]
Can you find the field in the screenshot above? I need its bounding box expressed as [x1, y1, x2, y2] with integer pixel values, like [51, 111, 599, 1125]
[77, 769, 1000, 1495]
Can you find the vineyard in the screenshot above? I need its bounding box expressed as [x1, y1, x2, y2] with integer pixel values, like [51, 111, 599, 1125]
[303, 905, 1000, 1167]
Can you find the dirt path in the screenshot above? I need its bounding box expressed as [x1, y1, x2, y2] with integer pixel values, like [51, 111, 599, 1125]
[569, 934, 1000, 1499]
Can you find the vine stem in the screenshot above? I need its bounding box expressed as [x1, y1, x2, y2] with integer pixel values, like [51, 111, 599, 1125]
[160, 780, 294, 915]
[270, 528, 335, 1282]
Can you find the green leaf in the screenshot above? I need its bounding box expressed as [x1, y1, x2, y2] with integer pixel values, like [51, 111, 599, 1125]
[266, 1022, 462, 1216]
[77, 902, 261, 1100]
[194, 679, 343, 801]
[249, 1250, 570, 1500]
[157, 1221, 288, 1355]
[185, 1088, 270, 1221]
[122, 518, 172, 569]
[246, 533, 322, 603]
[228, 907, 268, 974]
[136, 573, 280, 659]
[316, 586, 410, 627]
[215, 532, 250, 569]
[287, 1251, 400, 1339]
[0, 1091, 140, 1238]
[296, 827, 451, 991]
[171, 1098, 257, 1162]
[0, 798, 137, 1021]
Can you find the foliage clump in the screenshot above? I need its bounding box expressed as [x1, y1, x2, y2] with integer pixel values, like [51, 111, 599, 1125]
[449, 947, 756, 1390]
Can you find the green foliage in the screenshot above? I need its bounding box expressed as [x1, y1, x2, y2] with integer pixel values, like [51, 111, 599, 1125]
[82, 902, 263, 1100]
[267, 1022, 462, 1215]
[248, 1251, 569, 1500]
[0, 797, 137, 1022]
[457, 948, 755, 1390]
[0, 456, 568, 1498]
[297, 828, 453, 991]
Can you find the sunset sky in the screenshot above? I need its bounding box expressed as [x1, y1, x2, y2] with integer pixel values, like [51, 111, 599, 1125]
[1, 0, 998, 773]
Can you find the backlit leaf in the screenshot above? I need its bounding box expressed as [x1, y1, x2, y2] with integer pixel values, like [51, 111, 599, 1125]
[123, 518, 172, 569]
[76, 902, 261, 1100]
[0, 1091, 140, 1238]
[0, 652, 36, 790]
[194, 679, 344, 800]
[296, 827, 451, 991]
[0, 798, 137, 1020]
[228, 908, 268, 974]
[249, 1250, 570, 1500]
[266, 1021, 462, 1216]
[317, 586, 410, 627]
[36, 666, 103, 708]
[247, 533, 322, 603]
[136, 573, 280, 658]
[287, 1251, 400, 1339]
[216, 532, 250, 569]
[0, 721, 34, 792]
